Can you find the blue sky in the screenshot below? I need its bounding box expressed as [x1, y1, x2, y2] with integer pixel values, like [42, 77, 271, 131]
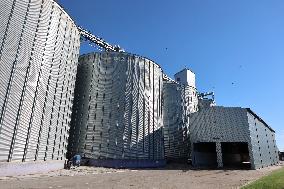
[59, 0, 284, 151]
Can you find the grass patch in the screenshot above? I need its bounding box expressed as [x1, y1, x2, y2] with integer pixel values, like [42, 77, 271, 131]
[242, 167, 284, 189]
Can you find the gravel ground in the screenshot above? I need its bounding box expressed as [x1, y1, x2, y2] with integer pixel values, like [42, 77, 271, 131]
[0, 162, 283, 189]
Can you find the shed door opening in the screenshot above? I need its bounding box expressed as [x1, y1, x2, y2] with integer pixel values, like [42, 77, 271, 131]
[193, 142, 217, 168]
[221, 142, 251, 169]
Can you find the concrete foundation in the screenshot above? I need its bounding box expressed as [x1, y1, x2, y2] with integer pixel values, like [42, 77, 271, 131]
[0, 160, 65, 177]
[83, 159, 166, 168]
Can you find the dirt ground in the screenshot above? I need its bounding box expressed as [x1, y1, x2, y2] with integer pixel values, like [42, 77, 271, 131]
[0, 162, 283, 189]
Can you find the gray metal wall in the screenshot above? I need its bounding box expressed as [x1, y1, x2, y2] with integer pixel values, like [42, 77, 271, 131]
[190, 107, 250, 143]
[189, 106, 279, 169]
[0, 0, 80, 162]
[68, 52, 164, 160]
[190, 107, 253, 168]
[163, 80, 198, 160]
[247, 111, 279, 169]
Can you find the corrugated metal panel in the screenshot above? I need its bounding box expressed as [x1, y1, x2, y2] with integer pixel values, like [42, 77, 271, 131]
[189, 106, 279, 169]
[190, 107, 250, 143]
[247, 112, 279, 169]
[163, 81, 198, 160]
[68, 52, 164, 161]
[0, 0, 80, 162]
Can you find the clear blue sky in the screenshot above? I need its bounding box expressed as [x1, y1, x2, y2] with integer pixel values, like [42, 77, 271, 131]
[59, 0, 284, 151]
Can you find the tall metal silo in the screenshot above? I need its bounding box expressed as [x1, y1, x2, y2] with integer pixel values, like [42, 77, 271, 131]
[163, 73, 198, 161]
[68, 52, 165, 168]
[0, 0, 80, 175]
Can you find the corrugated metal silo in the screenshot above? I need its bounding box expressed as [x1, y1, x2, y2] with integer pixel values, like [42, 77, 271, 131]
[68, 52, 165, 167]
[0, 0, 80, 175]
[163, 75, 198, 161]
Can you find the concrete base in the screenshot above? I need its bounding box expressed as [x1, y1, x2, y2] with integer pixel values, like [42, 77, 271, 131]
[83, 158, 166, 168]
[0, 160, 65, 177]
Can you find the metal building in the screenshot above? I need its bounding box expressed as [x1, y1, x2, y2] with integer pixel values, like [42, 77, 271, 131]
[189, 106, 279, 169]
[279, 152, 284, 161]
[0, 0, 80, 175]
[68, 52, 165, 168]
[163, 69, 198, 161]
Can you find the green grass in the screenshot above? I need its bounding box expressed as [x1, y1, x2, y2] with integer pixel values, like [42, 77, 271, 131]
[242, 167, 284, 189]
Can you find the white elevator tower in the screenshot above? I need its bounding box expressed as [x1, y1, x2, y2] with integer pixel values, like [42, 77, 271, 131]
[174, 68, 196, 88]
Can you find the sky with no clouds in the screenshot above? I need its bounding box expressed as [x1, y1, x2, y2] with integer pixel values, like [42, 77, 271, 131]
[59, 0, 284, 151]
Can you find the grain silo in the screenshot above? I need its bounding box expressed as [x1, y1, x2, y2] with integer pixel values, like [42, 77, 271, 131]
[68, 52, 165, 168]
[163, 69, 198, 161]
[0, 0, 80, 176]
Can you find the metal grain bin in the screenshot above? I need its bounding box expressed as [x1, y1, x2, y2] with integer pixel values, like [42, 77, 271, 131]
[0, 0, 80, 167]
[163, 76, 198, 161]
[68, 52, 165, 167]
